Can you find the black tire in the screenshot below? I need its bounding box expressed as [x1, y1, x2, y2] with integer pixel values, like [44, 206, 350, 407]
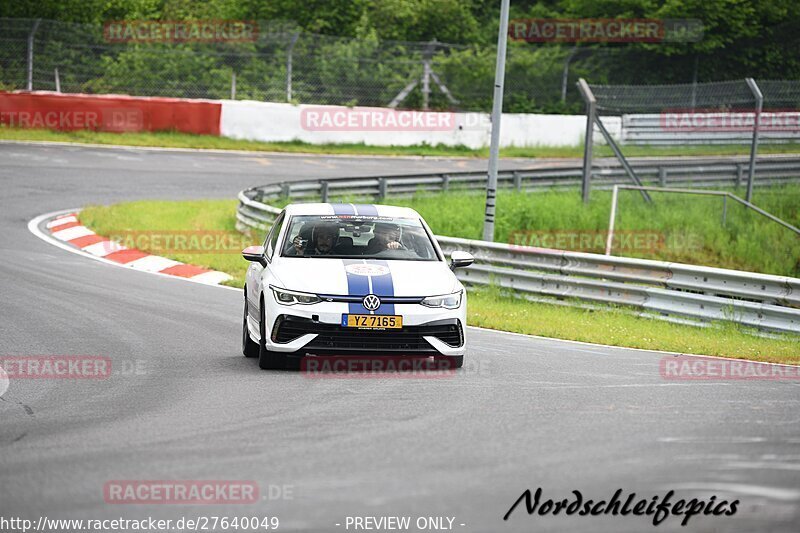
[242, 293, 259, 358]
[258, 297, 287, 370]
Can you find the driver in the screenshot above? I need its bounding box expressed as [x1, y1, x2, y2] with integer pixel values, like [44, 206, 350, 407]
[291, 223, 340, 256]
[364, 222, 403, 254]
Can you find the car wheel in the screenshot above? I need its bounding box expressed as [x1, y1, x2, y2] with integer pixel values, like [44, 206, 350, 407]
[242, 293, 259, 358]
[258, 298, 287, 370]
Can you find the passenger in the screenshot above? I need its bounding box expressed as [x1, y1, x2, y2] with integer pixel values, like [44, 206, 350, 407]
[364, 222, 404, 255]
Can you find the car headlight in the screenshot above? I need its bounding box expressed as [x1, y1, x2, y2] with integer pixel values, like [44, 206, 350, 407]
[270, 286, 321, 305]
[421, 290, 463, 309]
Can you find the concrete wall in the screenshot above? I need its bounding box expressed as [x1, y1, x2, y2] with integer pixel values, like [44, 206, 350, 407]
[221, 100, 620, 149]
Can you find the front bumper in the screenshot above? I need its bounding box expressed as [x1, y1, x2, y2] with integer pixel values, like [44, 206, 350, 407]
[261, 300, 466, 356]
[274, 316, 463, 356]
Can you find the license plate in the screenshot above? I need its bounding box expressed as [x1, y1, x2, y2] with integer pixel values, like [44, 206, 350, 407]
[343, 314, 403, 329]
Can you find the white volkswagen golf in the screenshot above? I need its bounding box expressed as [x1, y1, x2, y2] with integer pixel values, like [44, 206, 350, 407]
[241, 203, 474, 370]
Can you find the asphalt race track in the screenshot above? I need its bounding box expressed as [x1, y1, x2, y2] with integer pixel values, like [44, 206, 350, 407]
[1, 142, 799, 532]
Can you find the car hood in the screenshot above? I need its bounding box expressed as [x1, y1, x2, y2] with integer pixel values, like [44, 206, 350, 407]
[269, 258, 460, 297]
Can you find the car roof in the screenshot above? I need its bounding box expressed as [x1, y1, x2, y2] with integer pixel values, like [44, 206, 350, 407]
[283, 203, 422, 219]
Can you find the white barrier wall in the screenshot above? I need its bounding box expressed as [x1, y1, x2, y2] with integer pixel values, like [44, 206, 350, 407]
[220, 100, 620, 149]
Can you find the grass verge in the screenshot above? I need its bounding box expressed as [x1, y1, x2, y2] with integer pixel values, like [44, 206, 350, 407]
[4, 126, 800, 159]
[79, 199, 800, 364]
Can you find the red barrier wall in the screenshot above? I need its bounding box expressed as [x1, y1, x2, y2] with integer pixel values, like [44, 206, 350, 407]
[0, 92, 221, 135]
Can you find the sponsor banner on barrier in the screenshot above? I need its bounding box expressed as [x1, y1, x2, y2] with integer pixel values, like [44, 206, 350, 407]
[0, 93, 222, 135]
[104, 20, 258, 43]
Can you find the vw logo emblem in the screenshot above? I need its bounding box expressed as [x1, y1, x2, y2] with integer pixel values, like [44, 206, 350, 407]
[363, 294, 381, 311]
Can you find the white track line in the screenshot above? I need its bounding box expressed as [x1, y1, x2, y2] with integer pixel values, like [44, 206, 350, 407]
[28, 209, 800, 367]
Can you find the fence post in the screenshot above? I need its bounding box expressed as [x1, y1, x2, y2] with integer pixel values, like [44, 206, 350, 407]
[577, 78, 596, 204]
[54, 68, 60, 93]
[561, 46, 579, 103]
[745, 78, 763, 202]
[722, 195, 728, 226]
[230, 72, 236, 100]
[605, 185, 620, 255]
[286, 32, 300, 102]
[27, 19, 41, 91]
[422, 41, 435, 110]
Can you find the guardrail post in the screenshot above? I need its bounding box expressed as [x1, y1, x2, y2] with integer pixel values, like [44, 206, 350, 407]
[658, 167, 667, 188]
[513, 171, 522, 191]
[320, 181, 329, 202]
[735, 163, 743, 188]
[378, 178, 387, 200]
[577, 78, 596, 203]
[745, 78, 763, 202]
[280, 182, 290, 199]
[441, 174, 449, 192]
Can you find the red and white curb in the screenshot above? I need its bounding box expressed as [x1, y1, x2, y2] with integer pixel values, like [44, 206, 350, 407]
[41, 212, 231, 285]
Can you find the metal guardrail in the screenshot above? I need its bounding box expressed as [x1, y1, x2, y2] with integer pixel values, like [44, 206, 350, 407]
[236, 158, 800, 334]
[621, 113, 800, 145]
[240, 156, 800, 206]
[435, 236, 800, 334]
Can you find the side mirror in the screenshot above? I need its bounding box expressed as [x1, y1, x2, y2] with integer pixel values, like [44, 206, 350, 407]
[242, 245, 266, 266]
[450, 250, 474, 270]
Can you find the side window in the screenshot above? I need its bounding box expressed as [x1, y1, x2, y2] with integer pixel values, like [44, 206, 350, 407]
[265, 214, 285, 260]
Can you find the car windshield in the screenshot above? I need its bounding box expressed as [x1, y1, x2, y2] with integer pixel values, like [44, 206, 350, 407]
[280, 215, 439, 261]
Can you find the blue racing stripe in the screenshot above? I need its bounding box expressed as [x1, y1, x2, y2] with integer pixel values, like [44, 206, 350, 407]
[341, 259, 396, 316]
[353, 204, 379, 217]
[331, 203, 356, 215]
[369, 260, 395, 315]
[342, 259, 370, 314]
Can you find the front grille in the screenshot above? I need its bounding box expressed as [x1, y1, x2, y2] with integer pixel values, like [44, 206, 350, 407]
[273, 316, 463, 353]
